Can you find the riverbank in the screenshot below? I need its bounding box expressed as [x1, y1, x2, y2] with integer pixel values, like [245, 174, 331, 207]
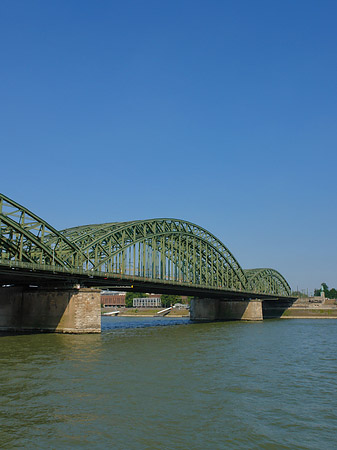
[281, 306, 337, 319]
[102, 308, 190, 317]
[102, 304, 337, 319]
[279, 297, 337, 319]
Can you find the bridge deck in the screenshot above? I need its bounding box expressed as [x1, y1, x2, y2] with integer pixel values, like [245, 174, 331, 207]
[0, 260, 294, 301]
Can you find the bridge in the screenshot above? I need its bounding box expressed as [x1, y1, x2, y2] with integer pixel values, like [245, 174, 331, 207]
[0, 193, 294, 333]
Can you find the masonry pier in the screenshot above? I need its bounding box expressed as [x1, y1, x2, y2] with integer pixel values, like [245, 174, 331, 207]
[190, 297, 264, 321]
[0, 286, 101, 333]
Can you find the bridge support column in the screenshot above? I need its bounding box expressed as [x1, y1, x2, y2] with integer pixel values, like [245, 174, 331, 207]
[0, 286, 101, 333]
[190, 298, 263, 321]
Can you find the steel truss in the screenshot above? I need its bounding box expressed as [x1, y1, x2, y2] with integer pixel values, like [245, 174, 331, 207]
[244, 268, 291, 296]
[0, 193, 291, 296]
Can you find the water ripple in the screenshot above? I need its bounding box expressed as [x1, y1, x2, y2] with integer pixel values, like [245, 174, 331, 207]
[1, 318, 337, 449]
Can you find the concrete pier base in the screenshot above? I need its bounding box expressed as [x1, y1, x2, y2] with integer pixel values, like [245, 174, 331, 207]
[190, 298, 263, 321]
[0, 286, 101, 333]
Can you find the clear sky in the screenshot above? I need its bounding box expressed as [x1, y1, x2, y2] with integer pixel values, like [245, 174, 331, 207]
[1, 0, 336, 294]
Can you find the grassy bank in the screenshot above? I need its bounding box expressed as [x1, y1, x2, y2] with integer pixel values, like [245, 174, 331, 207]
[281, 307, 337, 318]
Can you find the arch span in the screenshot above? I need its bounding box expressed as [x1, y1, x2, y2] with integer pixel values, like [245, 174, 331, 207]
[0, 193, 292, 296]
[60, 219, 248, 291]
[244, 268, 291, 296]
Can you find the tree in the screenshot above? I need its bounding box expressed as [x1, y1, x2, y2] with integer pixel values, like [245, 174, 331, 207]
[186, 296, 193, 305]
[125, 292, 147, 307]
[313, 283, 337, 299]
[329, 288, 337, 299]
[160, 294, 180, 308]
[314, 283, 329, 297]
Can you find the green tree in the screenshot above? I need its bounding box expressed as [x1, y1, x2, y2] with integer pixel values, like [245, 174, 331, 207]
[329, 288, 337, 299]
[125, 292, 147, 307]
[186, 296, 193, 305]
[313, 283, 337, 298]
[160, 294, 180, 308]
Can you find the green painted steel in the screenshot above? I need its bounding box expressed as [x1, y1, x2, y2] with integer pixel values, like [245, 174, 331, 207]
[244, 268, 291, 297]
[59, 219, 248, 290]
[0, 193, 292, 296]
[0, 194, 87, 268]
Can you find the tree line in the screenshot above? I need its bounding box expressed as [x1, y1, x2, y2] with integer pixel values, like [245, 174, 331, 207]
[314, 283, 337, 299]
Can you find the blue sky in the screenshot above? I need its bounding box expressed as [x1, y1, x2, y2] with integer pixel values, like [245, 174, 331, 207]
[1, 0, 336, 293]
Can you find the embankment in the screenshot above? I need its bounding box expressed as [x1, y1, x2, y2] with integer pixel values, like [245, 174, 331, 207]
[281, 306, 337, 319]
[102, 308, 190, 317]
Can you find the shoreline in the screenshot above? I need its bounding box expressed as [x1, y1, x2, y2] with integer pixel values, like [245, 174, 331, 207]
[281, 316, 337, 319]
[116, 314, 189, 318]
[280, 306, 337, 319]
[102, 306, 337, 320]
[102, 308, 190, 318]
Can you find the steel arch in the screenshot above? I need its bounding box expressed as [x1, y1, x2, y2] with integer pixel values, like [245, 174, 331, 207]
[244, 268, 291, 296]
[0, 193, 88, 268]
[0, 193, 292, 296]
[60, 219, 249, 290]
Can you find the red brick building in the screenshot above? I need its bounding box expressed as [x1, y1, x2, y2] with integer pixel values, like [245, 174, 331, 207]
[101, 291, 126, 307]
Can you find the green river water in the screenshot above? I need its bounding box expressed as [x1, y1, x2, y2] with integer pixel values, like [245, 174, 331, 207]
[1, 317, 336, 449]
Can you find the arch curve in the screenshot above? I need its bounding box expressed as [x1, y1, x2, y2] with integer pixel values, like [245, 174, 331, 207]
[0, 193, 88, 268]
[60, 219, 249, 291]
[0, 193, 292, 296]
[244, 268, 291, 296]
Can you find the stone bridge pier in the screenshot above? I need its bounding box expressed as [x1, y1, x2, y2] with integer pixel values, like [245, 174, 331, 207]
[190, 297, 264, 321]
[0, 286, 101, 333]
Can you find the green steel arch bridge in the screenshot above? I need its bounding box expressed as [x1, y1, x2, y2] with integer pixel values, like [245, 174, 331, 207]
[0, 193, 292, 300]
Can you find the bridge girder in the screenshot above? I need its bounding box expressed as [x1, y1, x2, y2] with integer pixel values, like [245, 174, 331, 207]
[0, 193, 292, 296]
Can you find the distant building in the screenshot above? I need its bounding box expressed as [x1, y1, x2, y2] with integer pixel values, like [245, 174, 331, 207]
[173, 303, 188, 310]
[133, 297, 162, 308]
[101, 291, 126, 307]
[148, 293, 162, 298]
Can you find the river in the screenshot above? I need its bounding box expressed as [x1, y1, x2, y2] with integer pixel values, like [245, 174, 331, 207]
[1, 317, 336, 449]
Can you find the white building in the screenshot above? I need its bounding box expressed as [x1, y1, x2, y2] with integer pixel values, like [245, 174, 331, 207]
[133, 297, 162, 308]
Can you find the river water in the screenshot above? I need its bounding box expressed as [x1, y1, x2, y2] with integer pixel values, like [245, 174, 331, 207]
[1, 317, 337, 449]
